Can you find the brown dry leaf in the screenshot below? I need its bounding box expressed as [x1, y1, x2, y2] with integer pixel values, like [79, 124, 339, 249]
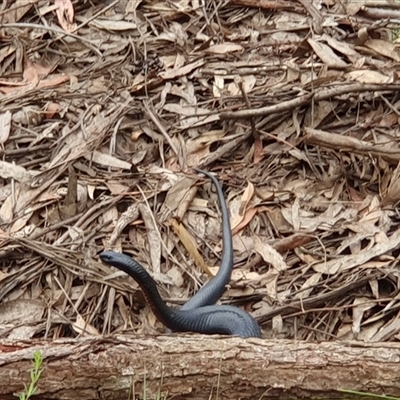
[352, 297, 375, 337]
[358, 260, 392, 270]
[23, 60, 52, 82]
[379, 112, 398, 127]
[143, 305, 160, 332]
[322, 34, 360, 63]
[0, 111, 11, 144]
[226, 285, 256, 298]
[159, 59, 205, 80]
[304, 100, 338, 128]
[0, 44, 16, 70]
[228, 75, 256, 96]
[115, 295, 131, 329]
[69, 284, 100, 302]
[272, 314, 284, 335]
[12, 174, 78, 235]
[103, 206, 120, 234]
[0, 181, 40, 234]
[252, 299, 276, 319]
[307, 38, 349, 68]
[0, 85, 25, 95]
[274, 233, 314, 253]
[72, 314, 100, 336]
[84, 150, 132, 170]
[45, 102, 61, 119]
[381, 162, 400, 207]
[370, 311, 400, 342]
[165, 265, 184, 288]
[10, 209, 34, 234]
[346, 70, 392, 84]
[0, 72, 69, 94]
[90, 19, 137, 31]
[130, 74, 162, 93]
[126, 0, 144, 12]
[207, 43, 244, 54]
[294, 272, 322, 300]
[313, 227, 400, 274]
[114, 222, 140, 256]
[213, 75, 224, 98]
[138, 203, 161, 275]
[253, 134, 263, 164]
[55, 0, 77, 32]
[369, 278, 379, 299]
[0, 266, 7, 283]
[163, 103, 219, 128]
[0, 161, 38, 183]
[253, 236, 289, 272]
[344, 0, 365, 15]
[162, 83, 199, 131]
[186, 130, 225, 165]
[36, 74, 70, 89]
[232, 235, 254, 255]
[161, 175, 196, 221]
[157, 22, 188, 47]
[12, 106, 43, 127]
[170, 218, 210, 277]
[49, 106, 125, 168]
[0, 189, 17, 224]
[336, 322, 353, 339]
[230, 181, 255, 230]
[286, 60, 301, 83]
[282, 203, 358, 233]
[1, 0, 37, 24]
[359, 320, 385, 341]
[364, 39, 400, 62]
[104, 182, 130, 195]
[232, 207, 258, 236]
[261, 270, 280, 300]
[229, 269, 261, 282]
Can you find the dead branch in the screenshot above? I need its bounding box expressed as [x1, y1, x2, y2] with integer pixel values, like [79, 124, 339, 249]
[219, 84, 400, 120]
[1, 336, 400, 400]
[219, 93, 314, 120]
[304, 127, 400, 164]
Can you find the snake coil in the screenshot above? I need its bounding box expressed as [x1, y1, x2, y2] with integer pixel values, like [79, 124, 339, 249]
[100, 169, 261, 338]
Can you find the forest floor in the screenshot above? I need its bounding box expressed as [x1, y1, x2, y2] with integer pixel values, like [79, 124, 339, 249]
[1, 0, 400, 345]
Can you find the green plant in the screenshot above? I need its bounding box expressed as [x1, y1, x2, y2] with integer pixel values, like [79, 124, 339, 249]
[18, 350, 43, 400]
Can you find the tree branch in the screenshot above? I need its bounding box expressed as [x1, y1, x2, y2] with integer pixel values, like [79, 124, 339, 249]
[1, 336, 400, 399]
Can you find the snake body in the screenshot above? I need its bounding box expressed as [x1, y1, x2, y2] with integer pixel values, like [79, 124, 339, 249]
[180, 168, 233, 310]
[100, 169, 261, 338]
[100, 251, 261, 338]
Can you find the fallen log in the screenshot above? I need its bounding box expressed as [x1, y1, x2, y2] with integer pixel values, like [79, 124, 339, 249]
[1, 335, 400, 400]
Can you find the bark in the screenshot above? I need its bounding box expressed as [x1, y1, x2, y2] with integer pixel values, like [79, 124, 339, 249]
[1, 335, 400, 400]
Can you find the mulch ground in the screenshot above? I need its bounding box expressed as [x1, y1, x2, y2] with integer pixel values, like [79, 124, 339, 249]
[1, 0, 400, 343]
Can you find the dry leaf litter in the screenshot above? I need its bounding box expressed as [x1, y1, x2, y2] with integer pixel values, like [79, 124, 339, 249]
[1, 0, 400, 343]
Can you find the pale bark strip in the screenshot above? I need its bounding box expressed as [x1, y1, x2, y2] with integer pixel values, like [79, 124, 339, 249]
[1, 336, 400, 400]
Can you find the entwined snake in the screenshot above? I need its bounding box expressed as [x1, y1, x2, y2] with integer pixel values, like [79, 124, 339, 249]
[100, 169, 261, 338]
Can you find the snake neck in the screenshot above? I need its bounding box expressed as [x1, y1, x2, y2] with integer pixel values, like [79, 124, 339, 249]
[100, 251, 174, 327]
